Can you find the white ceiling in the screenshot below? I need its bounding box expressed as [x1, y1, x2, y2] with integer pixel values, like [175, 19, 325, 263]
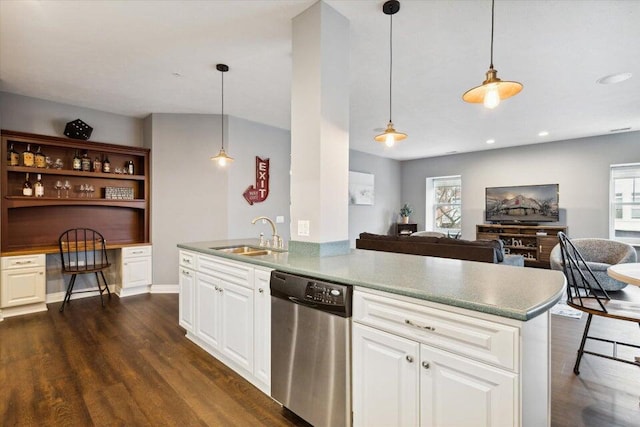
[1, 0, 638, 160]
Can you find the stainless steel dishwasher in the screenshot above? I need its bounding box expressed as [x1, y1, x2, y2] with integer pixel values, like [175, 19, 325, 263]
[270, 270, 352, 427]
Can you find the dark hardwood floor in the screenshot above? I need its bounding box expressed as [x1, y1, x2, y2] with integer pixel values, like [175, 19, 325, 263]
[1, 291, 638, 426]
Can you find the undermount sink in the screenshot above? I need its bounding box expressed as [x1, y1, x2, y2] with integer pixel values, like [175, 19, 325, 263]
[210, 245, 282, 257]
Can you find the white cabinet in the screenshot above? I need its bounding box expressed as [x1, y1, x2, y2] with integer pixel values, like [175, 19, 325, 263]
[353, 288, 548, 427]
[179, 251, 271, 393]
[178, 251, 195, 332]
[117, 245, 152, 297]
[253, 268, 271, 394]
[0, 254, 47, 320]
[353, 323, 419, 427]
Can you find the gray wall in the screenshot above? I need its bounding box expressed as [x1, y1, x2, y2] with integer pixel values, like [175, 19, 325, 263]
[0, 92, 143, 146]
[227, 116, 291, 242]
[401, 131, 640, 240]
[349, 150, 402, 246]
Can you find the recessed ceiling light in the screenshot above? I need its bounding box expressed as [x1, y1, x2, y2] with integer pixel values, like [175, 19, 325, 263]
[596, 72, 632, 85]
[172, 72, 182, 77]
[486, 139, 495, 144]
[538, 131, 549, 137]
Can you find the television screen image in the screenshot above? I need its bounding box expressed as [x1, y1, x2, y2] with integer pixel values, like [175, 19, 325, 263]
[486, 184, 559, 223]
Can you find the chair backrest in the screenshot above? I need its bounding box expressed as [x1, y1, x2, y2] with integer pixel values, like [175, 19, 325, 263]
[59, 228, 110, 272]
[557, 232, 610, 314]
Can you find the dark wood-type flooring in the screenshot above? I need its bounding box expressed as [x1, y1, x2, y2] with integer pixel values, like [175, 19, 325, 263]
[1, 290, 638, 426]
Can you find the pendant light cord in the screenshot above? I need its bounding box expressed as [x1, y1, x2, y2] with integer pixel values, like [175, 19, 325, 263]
[389, 12, 393, 123]
[489, 0, 495, 69]
[220, 70, 225, 150]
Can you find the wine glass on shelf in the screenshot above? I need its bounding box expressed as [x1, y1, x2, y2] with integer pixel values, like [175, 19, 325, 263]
[54, 180, 63, 198]
[79, 184, 86, 198]
[88, 185, 95, 198]
[63, 180, 71, 198]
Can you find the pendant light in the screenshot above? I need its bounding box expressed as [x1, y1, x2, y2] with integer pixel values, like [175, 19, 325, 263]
[462, 0, 522, 109]
[374, 0, 407, 147]
[211, 63, 234, 166]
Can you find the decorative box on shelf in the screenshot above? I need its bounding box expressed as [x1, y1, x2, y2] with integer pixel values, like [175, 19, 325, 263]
[104, 186, 134, 200]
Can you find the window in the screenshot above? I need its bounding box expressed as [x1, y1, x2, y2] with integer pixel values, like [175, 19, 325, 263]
[426, 176, 461, 234]
[610, 164, 640, 245]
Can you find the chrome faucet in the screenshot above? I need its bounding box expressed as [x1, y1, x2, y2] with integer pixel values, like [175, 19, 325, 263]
[251, 216, 282, 249]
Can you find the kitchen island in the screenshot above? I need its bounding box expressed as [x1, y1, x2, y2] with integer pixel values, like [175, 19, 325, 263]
[178, 239, 566, 427]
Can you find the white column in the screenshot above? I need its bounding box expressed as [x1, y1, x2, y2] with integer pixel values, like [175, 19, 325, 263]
[290, 1, 350, 256]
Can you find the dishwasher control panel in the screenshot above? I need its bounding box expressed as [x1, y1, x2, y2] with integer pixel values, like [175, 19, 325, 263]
[305, 281, 346, 306]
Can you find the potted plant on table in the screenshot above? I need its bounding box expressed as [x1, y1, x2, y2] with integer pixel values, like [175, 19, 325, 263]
[399, 203, 413, 224]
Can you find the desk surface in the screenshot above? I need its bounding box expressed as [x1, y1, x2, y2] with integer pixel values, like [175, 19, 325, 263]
[607, 263, 640, 286]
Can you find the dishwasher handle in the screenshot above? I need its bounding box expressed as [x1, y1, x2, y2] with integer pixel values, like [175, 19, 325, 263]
[288, 296, 319, 309]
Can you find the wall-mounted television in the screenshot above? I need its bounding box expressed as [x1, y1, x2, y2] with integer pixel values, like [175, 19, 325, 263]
[485, 184, 559, 224]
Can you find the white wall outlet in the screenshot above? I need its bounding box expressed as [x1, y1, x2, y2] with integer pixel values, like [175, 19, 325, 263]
[276, 216, 285, 223]
[298, 220, 310, 236]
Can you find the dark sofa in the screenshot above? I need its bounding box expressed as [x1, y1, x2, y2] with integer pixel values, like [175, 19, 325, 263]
[356, 232, 524, 266]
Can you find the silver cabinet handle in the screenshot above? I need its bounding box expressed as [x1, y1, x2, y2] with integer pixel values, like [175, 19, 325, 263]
[182, 258, 191, 264]
[39, 272, 44, 275]
[15, 260, 33, 265]
[422, 361, 430, 369]
[405, 319, 436, 332]
[131, 250, 143, 255]
[182, 270, 191, 276]
[214, 286, 219, 291]
[258, 288, 264, 293]
[406, 355, 414, 363]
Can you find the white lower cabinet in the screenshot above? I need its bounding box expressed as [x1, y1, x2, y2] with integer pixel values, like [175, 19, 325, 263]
[0, 254, 47, 320]
[178, 251, 271, 393]
[117, 245, 153, 297]
[353, 288, 548, 427]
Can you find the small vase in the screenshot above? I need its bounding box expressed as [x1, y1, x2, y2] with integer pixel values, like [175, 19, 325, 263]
[401, 216, 409, 224]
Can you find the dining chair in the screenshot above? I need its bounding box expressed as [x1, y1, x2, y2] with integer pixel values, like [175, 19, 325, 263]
[58, 228, 111, 312]
[557, 232, 640, 374]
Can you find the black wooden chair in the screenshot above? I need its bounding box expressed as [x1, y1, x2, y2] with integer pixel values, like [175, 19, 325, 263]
[58, 228, 111, 312]
[557, 232, 640, 374]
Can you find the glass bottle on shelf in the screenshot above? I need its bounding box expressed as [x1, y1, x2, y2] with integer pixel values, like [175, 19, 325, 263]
[23, 173, 33, 196]
[81, 150, 91, 171]
[102, 155, 111, 173]
[34, 146, 46, 168]
[126, 160, 134, 175]
[93, 156, 102, 173]
[7, 143, 19, 166]
[34, 174, 44, 197]
[72, 150, 82, 171]
[21, 144, 35, 167]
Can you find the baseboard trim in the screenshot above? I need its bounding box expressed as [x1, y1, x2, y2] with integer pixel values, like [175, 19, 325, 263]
[151, 284, 179, 294]
[0, 302, 48, 321]
[46, 287, 104, 304]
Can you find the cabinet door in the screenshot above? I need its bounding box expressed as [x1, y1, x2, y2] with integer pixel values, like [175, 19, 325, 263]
[195, 272, 222, 350]
[537, 236, 560, 264]
[122, 255, 152, 288]
[178, 267, 195, 332]
[420, 344, 517, 427]
[353, 323, 419, 427]
[253, 269, 272, 393]
[1, 267, 46, 308]
[221, 280, 254, 374]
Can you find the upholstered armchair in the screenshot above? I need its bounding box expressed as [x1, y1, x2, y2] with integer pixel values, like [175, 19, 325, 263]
[549, 238, 637, 291]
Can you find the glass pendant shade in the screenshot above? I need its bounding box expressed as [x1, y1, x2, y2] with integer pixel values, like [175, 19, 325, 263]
[375, 121, 407, 147]
[462, 67, 523, 108]
[211, 147, 233, 166]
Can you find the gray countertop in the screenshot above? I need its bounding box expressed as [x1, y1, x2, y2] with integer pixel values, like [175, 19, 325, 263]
[178, 239, 566, 321]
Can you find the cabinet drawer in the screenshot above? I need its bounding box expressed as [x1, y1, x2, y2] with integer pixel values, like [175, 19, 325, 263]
[179, 250, 196, 268]
[354, 291, 519, 372]
[198, 255, 253, 289]
[123, 245, 152, 258]
[1, 254, 46, 269]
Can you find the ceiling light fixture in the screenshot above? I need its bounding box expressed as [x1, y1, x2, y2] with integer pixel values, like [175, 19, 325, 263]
[462, 0, 522, 109]
[538, 131, 549, 137]
[374, 0, 407, 148]
[211, 64, 233, 167]
[486, 139, 496, 144]
[597, 73, 632, 85]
